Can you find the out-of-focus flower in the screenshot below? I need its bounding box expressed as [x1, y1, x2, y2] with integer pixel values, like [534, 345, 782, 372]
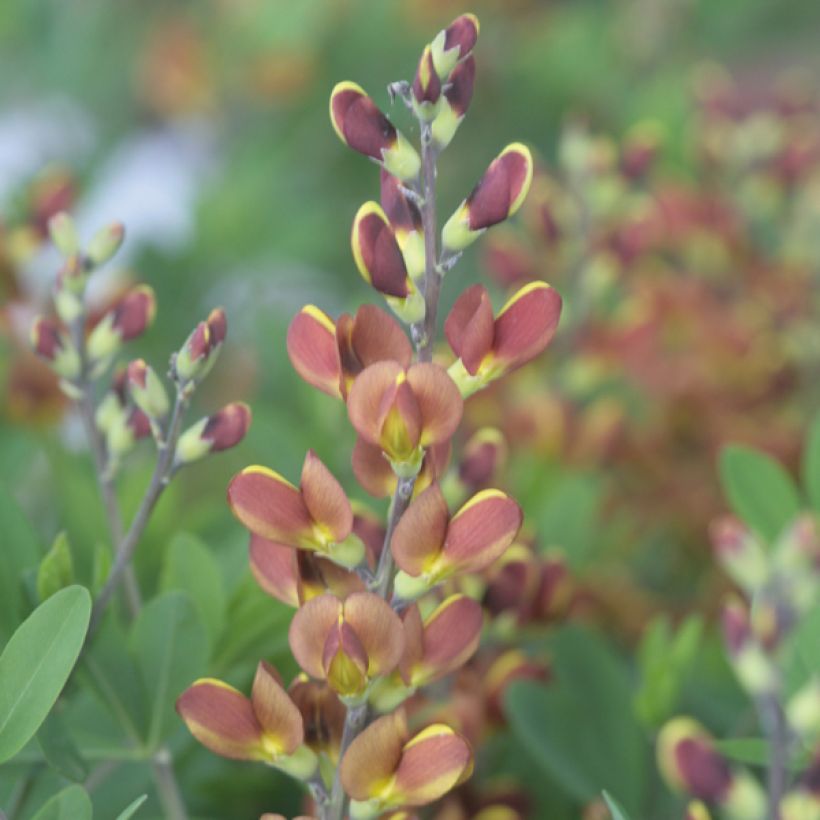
[347, 362, 463, 477]
[175, 402, 251, 464]
[287, 304, 412, 400]
[779, 752, 820, 820]
[392, 483, 522, 599]
[442, 144, 533, 254]
[228, 450, 365, 568]
[288, 592, 404, 699]
[126, 358, 169, 422]
[174, 307, 226, 384]
[721, 595, 777, 696]
[445, 282, 562, 397]
[330, 82, 420, 182]
[176, 661, 317, 779]
[86, 285, 156, 365]
[709, 516, 769, 593]
[340, 710, 472, 815]
[30, 317, 80, 380]
[432, 56, 475, 150]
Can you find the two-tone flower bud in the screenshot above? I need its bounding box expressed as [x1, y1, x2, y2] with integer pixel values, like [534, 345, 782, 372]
[228, 450, 366, 568]
[351, 203, 425, 323]
[381, 170, 424, 282]
[176, 661, 317, 779]
[330, 82, 420, 182]
[174, 402, 251, 466]
[86, 286, 156, 368]
[709, 516, 769, 593]
[287, 303, 412, 400]
[445, 282, 562, 397]
[288, 592, 404, 701]
[657, 718, 766, 817]
[340, 709, 472, 818]
[174, 308, 227, 385]
[442, 144, 533, 255]
[30, 317, 81, 382]
[391, 483, 522, 600]
[721, 595, 778, 697]
[95, 369, 151, 464]
[347, 361, 463, 477]
[126, 359, 169, 422]
[432, 56, 476, 150]
[412, 46, 442, 121]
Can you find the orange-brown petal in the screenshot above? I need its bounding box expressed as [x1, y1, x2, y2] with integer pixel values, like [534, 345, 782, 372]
[399, 604, 425, 685]
[249, 534, 301, 607]
[348, 361, 405, 446]
[287, 306, 343, 398]
[443, 490, 522, 574]
[405, 363, 463, 448]
[289, 594, 342, 679]
[391, 484, 449, 576]
[228, 466, 313, 545]
[416, 595, 483, 684]
[288, 675, 346, 760]
[351, 304, 413, 371]
[251, 662, 304, 754]
[342, 591, 405, 676]
[300, 450, 353, 543]
[352, 203, 410, 298]
[444, 285, 495, 375]
[340, 710, 408, 801]
[352, 437, 396, 498]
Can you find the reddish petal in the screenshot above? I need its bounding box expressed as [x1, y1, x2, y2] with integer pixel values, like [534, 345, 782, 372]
[300, 451, 353, 544]
[176, 679, 264, 761]
[343, 591, 405, 676]
[416, 595, 483, 684]
[445, 56, 475, 117]
[443, 490, 522, 574]
[352, 437, 396, 498]
[352, 203, 410, 298]
[287, 306, 343, 398]
[228, 466, 313, 545]
[202, 402, 251, 452]
[330, 82, 397, 159]
[288, 676, 346, 760]
[467, 144, 533, 231]
[348, 361, 405, 446]
[391, 484, 449, 576]
[249, 534, 301, 607]
[399, 604, 425, 685]
[251, 662, 304, 754]
[351, 304, 413, 371]
[340, 710, 408, 801]
[405, 364, 463, 448]
[289, 594, 342, 679]
[381, 169, 422, 234]
[111, 285, 156, 340]
[459, 428, 506, 489]
[444, 285, 494, 375]
[491, 282, 562, 371]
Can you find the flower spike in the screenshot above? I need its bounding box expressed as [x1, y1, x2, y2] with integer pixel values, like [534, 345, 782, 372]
[442, 143, 534, 254]
[330, 82, 420, 182]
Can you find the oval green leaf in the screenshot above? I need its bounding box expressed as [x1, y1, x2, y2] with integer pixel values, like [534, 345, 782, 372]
[0, 585, 91, 763]
[30, 783, 92, 820]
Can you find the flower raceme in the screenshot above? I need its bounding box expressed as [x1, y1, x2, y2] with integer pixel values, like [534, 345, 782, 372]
[445, 281, 563, 397]
[176, 661, 317, 779]
[287, 303, 412, 400]
[391, 483, 523, 599]
[346, 361, 463, 477]
[340, 709, 472, 817]
[442, 143, 534, 255]
[330, 82, 420, 182]
[289, 592, 405, 700]
[228, 450, 366, 568]
[351, 202, 425, 323]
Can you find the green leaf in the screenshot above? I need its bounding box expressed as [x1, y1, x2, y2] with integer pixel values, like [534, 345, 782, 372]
[30, 784, 93, 820]
[802, 411, 820, 512]
[719, 445, 801, 541]
[37, 532, 75, 602]
[783, 601, 820, 696]
[504, 626, 647, 814]
[115, 794, 148, 820]
[91, 541, 112, 596]
[160, 532, 226, 647]
[0, 485, 41, 643]
[129, 591, 208, 748]
[714, 738, 809, 771]
[603, 791, 633, 820]
[37, 708, 89, 782]
[0, 585, 91, 763]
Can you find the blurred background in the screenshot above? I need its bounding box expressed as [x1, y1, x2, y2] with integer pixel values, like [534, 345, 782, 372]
[2, 0, 820, 817]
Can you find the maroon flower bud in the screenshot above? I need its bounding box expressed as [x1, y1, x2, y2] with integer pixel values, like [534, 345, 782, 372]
[430, 14, 480, 79]
[432, 56, 476, 150]
[176, 402, 252, 464]
[30, 317, 81, 380]
[459, 427, 507, 489]
[86, 286, 156, 364]
[412, 45, 442, 120]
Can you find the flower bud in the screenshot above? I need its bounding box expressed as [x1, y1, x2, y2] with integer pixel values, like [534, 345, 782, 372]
[722, 596, 778, 696]
[330, 82, 420, 182]
[459, 427, 507, 490]
[48, 212, 79, 257]
[684, 801, 712, 820]
[780, 754, 820, 820]
[30, 317, 81, 380]
[86, 222, 125, 268]
[442, 144, 534, 254]
[709, 516, 769, 592]
[787, 679, 820, 741]
[105, 405, 151, 461]
[86, 286, 156, 364]
[126, 359, 169, 421]
[412, 45, 442, 121]
[432, 56, 475, 150]
[381, 170, 425, 281]
[430, 14, 480, 80]
[175, 402, 251, 465]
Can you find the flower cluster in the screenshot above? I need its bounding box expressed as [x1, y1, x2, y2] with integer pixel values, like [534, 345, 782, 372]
[176, 14, 563, 819]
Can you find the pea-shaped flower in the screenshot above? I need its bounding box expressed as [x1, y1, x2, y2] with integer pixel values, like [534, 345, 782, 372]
[352, 438, 450, 499]
[340, 710, 472, 817]
[289, 592, 404, 700]
[330, 82, 420, 182]
[445, 282, 562, 397]
[287, 304, 412, 400]
[391, 483, 522, 599]
[351, 202, 425, 324]
[228, 450, 365, 568]
[347, 362, 463, 477]
[442, 143, 533, 254]
[176, 661, 317, 780]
